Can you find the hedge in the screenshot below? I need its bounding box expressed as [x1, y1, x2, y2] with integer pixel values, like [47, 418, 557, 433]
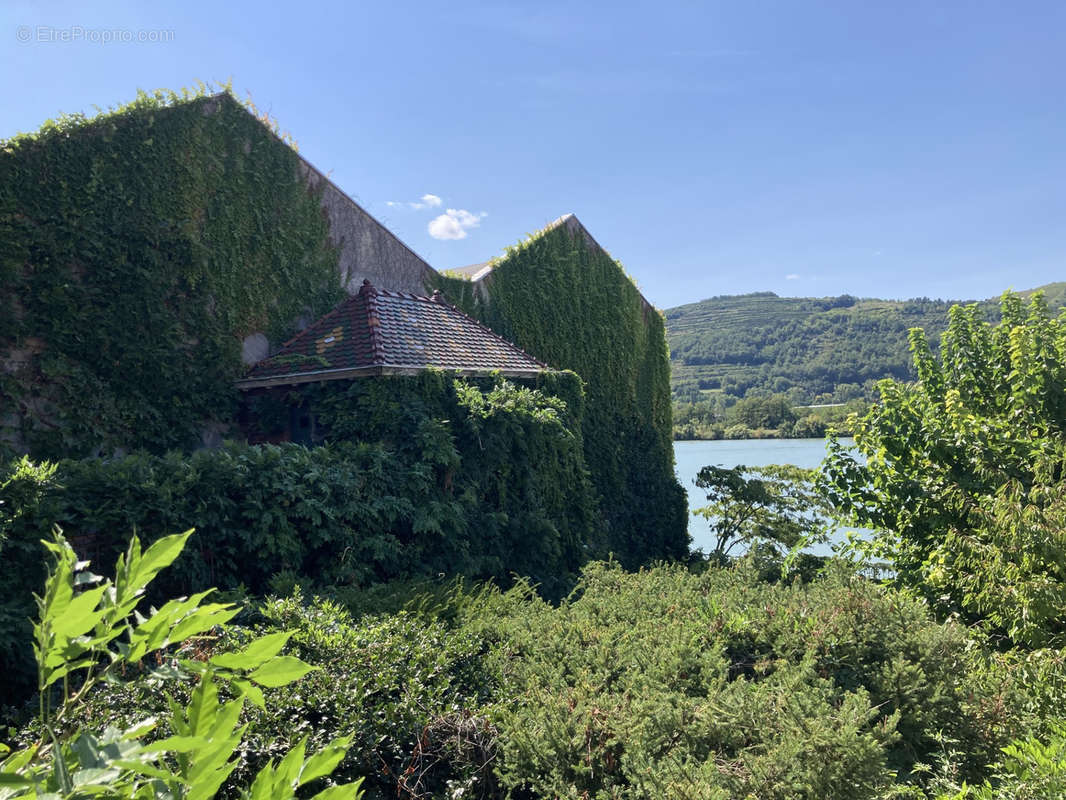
[0, 372, 601, 706]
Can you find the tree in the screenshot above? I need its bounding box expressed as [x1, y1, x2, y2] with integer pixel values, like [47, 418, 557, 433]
[729, 394, 796, 430]
[693, 463, 832, 558]
[821, 293, 1066, 647]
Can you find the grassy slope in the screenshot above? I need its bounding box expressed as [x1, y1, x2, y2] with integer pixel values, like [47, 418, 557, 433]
[666, 282, 1066, 401]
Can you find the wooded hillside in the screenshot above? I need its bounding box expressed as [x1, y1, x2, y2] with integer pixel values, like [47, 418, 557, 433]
[666, 282, 1066, 404]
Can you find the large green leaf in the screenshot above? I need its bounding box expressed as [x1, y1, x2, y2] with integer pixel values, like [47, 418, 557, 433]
[128, 530, 195, 595]
[298, 738, 351, 786]
[247, 656, 317, 688]
[309, 781, 364, 800]
[208, 631, 293, 672]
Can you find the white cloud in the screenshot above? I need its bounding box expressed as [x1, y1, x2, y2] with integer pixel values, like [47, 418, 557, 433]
[785, 273, 800, 280]
[428, 208, 488, 240]
[386, 194, 444, 210]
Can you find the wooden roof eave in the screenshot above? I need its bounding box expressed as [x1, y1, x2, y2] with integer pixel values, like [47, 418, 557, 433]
[235, 364, 548, 391]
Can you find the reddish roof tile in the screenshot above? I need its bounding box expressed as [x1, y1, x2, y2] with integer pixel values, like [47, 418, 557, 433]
[237, 280, 546, 389]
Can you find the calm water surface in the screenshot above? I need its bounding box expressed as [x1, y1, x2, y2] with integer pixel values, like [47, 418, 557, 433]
[673, 438, 861, 556]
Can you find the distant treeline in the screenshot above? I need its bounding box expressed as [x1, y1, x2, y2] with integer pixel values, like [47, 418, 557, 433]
[673, 393, 865, 440]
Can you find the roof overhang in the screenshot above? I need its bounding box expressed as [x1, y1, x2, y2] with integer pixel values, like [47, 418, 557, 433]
[236, 364, 547, 391]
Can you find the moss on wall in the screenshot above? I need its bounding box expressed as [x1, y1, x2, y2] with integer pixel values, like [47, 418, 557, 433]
[0, 87, 343, 459]
[434, 219, 688, 566]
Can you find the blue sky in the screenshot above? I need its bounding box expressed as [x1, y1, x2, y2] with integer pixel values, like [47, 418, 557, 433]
[4, 0, 1065, 308]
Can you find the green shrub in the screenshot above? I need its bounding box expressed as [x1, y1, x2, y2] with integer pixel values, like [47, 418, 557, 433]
[59, 589, 493, 800]
[471, 561, 1007, 799]
[11, 557, 1042, 799]
[0, 375, 601, 707]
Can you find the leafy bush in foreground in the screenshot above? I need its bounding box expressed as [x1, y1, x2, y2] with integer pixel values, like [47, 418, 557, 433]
[47, 589, 493, 800]
[0, 528, 362, 799]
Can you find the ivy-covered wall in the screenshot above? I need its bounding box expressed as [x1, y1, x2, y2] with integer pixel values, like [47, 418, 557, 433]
[435, 216, 688, 567]
[2, 86, 686, 576]
[0, 88, 349, 459]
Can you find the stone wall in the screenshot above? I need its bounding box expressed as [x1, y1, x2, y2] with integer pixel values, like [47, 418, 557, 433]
[299, 156, 436, 296]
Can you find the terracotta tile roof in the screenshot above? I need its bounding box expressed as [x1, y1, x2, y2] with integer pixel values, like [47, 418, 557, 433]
[237, 280, 547, 389]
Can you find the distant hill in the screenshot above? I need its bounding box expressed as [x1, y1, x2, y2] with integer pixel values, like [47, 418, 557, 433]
[665, 282, 1066, 404]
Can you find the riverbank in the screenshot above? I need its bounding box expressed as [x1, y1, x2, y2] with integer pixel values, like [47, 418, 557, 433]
[672, 417, 858, 441]
[672, 397, 865, 440]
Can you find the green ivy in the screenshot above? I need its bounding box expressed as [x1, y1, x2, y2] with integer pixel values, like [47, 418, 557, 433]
[1, 373, 601, 707]
[434, 223, 688, 567]
[0, 86, 343, 459]
[2, 87, 686, 572]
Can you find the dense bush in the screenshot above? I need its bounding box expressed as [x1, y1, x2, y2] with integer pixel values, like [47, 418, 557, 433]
[11, 555, 1048, 799]
[46, 590, 491, 800]
[0, 373, 601, 707]
[469, 561, 1010, 799]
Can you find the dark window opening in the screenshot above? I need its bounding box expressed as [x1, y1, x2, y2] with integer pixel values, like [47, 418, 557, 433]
[290, 402, 315, 445]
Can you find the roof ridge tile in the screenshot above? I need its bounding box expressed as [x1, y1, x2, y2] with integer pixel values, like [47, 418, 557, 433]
[238, 277, 547, 389]
[360, 279, 387, 363]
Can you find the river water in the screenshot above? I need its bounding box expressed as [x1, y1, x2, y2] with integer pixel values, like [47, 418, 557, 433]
[673, 438, 860, 556]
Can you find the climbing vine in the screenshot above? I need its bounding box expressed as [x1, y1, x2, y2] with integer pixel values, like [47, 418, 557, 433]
[434, 221, 688, 566]
[0, 372, 600, 702]
[1, 84, 686, 571]
[0, 86, 343, 459]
